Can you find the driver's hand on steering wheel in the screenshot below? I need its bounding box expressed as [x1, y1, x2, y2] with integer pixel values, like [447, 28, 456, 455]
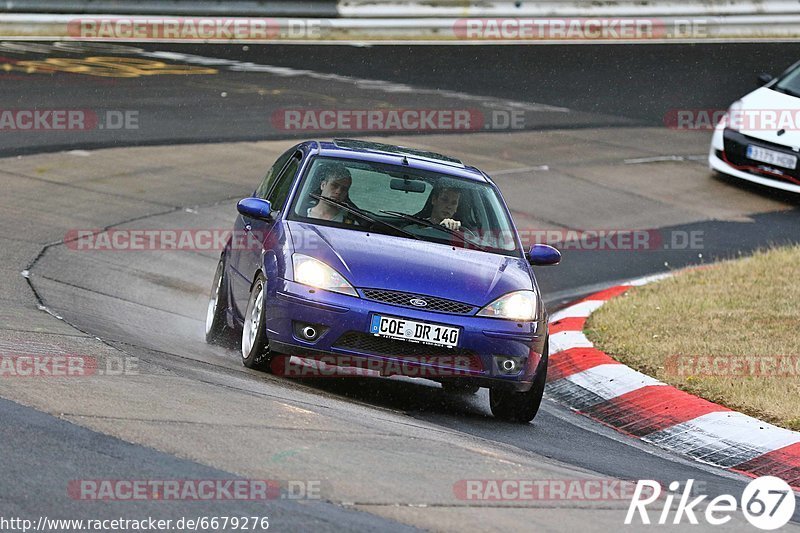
[440, 218, 461, 231]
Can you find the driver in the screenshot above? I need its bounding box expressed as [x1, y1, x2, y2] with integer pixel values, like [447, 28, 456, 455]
[426, 186, 462, 231]
[307, 163, 357, 224]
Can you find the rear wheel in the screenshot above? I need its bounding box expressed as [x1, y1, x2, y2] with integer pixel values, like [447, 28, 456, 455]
[489, 344, 548, 423]
[205, 257, 234, 345]
[241, 273, 273, 371]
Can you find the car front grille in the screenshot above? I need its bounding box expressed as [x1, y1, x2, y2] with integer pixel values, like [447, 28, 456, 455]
[332, 331, 482, 370]
[723, 128, 800, 184]
[361, 288, 475, 315]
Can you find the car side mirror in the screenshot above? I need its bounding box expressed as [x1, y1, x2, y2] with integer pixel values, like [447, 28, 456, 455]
[527, 244, 561, 266]
[757, 73, 774, 86]
[237, 197, 272, 221]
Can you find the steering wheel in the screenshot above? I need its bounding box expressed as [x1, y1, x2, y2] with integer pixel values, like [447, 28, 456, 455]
[458, 225, 481, 243]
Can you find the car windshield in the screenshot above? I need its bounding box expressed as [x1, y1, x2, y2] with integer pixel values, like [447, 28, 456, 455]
[773, 63, 800, 96]
[288, 156, 521, 256]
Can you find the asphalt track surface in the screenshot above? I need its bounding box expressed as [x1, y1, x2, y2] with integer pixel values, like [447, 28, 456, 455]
[3, 41, 800, 155]
[1, 42, 800, 531]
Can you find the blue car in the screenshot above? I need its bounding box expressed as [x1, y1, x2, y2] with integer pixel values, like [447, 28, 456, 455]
[205, 139, 560, 422]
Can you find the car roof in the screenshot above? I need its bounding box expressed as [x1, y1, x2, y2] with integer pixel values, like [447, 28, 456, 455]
[306, 139, 489, 182]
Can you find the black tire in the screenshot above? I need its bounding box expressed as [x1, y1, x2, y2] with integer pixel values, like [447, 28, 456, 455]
[489, 345, 548, 423]
[241, 272, 273, 371]
[441, 382, 480, 395]
[710, 169, 726, 181]
[205, 256, 234, 345]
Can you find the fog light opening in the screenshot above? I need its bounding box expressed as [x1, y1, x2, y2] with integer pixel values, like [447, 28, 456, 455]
[301, 326, 318, 340]
[501, 359, 516, 372]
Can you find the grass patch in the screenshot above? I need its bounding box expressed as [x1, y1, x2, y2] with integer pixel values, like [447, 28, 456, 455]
[585, 245, 800, 431]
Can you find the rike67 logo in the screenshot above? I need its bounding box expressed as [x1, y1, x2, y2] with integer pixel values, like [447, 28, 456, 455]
[626, 477, 796, 530]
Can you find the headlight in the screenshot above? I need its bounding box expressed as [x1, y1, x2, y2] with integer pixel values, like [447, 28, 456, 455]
[477, 290, 538, 321]
[292, 254, 358, 297]
[724, 100, 744, 131]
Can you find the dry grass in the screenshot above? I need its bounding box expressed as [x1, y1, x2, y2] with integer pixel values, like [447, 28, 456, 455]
[585, 245, 800, 430]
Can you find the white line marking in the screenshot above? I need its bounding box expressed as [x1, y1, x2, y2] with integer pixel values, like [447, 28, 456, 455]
[549, 299, 605, 322]
[565, 363, 666, 401]
[491, 165, 550, 175]
[623, 273, 673, 286]
[644, 411, 800, 463]
[624, 155, 707, 164]
[549, 330, 593, 354]
[143, 49, 570, 113]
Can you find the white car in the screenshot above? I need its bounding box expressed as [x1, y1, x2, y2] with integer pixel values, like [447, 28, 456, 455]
[709, 60, 800, 193]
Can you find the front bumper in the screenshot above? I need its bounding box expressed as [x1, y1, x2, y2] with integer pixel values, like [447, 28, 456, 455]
[265, 279, 547, 391]
[709, 126, 800, 194]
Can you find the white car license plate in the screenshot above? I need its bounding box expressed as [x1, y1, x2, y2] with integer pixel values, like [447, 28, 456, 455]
[746, 145, 797, 169]
[369, 315, 460, 348]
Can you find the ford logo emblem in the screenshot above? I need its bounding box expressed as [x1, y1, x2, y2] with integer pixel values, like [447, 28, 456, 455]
[409, 298, 428, 307]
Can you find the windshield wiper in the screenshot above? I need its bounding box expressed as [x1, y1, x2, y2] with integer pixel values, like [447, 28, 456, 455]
[309, 194, 423, 241]
[379, 210, 490, 252]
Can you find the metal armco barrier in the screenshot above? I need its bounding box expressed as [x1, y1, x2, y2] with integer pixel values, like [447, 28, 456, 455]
[339, 0, 800, 17]
[1, 1, 338, 16]
[1, 1, 799, 42]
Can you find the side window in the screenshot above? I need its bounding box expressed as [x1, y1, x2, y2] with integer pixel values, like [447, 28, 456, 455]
[267, 153, 301, 211]
[255, 148, 295, 199]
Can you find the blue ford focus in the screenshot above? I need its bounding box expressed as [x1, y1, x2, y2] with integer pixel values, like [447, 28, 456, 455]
[205, 139, 560, 422]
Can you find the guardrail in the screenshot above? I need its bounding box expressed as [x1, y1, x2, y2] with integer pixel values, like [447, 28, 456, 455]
[1, 1, 799, 42]
[4, 0, 800, 17]
[339, 0, 800, 17]
[2, 1, 338, 16]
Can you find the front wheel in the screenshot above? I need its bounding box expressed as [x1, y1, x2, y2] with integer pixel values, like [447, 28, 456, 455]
[241, 273, 273, 371]
[489, 347, 548, 423]
[205, 256, 234, 345]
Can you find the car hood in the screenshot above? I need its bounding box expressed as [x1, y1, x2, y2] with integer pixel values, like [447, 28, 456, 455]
[287, 221, 533, 306]
[736, 87, 800, 148]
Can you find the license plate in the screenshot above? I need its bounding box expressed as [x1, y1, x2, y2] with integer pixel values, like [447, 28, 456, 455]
[369, 315, 460, 348]
[746, 145, 797, 169]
